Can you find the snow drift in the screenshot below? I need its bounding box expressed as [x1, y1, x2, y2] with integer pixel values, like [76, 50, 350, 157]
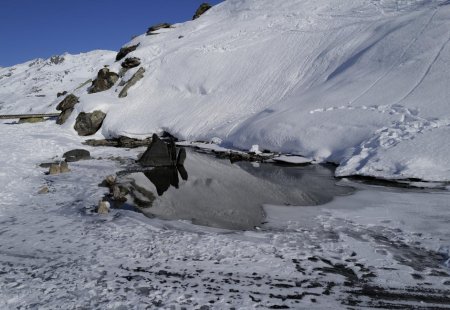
[2, 0, 450, 181]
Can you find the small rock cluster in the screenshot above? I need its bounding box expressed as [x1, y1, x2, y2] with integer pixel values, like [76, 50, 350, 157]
[56, 94, 79, 125]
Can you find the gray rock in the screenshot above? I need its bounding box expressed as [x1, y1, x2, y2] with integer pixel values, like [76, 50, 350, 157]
[177, 148, 187, 166]
[49, 164, 60, 175]
[63, 149, 91, 162]
[57, 91, 68, 98]
[56, 108, 74, 125]
[74, 111, 106, 136]
[121, 57, 141, 69]
[193, 3, 212, 20]
[56, 94, 79, 111]
[116, 44, 140, 61]
[146, 23, 172, 35]
[18, 117, 44, 124]
[97, 201, 110, 214]
[60, 161, 71, 173]
[119, 67, 145, 98]
[38, 186, 49, 194]
[138, 134, 174, 167]
[88, 68, 119, 94]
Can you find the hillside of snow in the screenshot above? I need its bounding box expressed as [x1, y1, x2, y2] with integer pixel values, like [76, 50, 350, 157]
[3, 0, 450, 181]
[0, 50, 115, 114]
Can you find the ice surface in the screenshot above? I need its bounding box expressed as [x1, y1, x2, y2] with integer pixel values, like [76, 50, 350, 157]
[0, 121, 449, 309]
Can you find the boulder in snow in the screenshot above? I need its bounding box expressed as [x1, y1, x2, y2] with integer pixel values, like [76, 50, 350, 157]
[56, 94, 79, 111]
[119, 67, 145, 98]
[138, 134, 175, 167]
[74, 111, 106, 136]
[57, 91, 68, 98]
[193, 3, 212, 20]
[63, 149, 91, 162]
[121, 57, 141, 69]
[116, 43, 140, 61]
[88, 68, 119, 94]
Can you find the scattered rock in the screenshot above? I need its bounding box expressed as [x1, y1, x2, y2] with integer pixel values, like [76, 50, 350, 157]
[74, 111, 106, 136]
[138, 134, 175, 167]
[116, 43, 140, 61]
[38, 186, 49, 194]
[60, 161, 71, 173]
[83, 136, 152, 148]
[119, 67, 145, 98]
[146, 23, 172, 35]
[55, 94, 80, 125]
[97, 200, 110, 214]
[193, 3, 212, 20]
[106, 175, 117, 185]
[19, 117, 44, 124]
[56, 94, 79, 111]
[87, 68, 119, 94]
[121, 57, 141, 69]
[56, 108, 74, 125]
[63, 149, 91, 162]
[49, 55, 65, 65]
[49, 164, 61, 175]
[48, 161, 71, 175]
[57, 91, 68, 98]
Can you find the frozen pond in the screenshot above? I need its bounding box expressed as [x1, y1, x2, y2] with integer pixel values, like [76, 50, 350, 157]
[114, 149, 354, 230]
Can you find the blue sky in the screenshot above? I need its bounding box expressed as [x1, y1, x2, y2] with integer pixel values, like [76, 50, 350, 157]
[0, 0, 224, 67]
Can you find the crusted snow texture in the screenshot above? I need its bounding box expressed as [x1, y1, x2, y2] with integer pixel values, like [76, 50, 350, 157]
[2, 0, 450, 181]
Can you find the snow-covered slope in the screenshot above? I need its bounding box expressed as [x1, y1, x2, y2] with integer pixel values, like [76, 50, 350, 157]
[4, 0, 450, 181]
[0, 50, 115, 114]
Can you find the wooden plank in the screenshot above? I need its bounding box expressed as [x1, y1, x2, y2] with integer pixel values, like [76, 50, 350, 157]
[0, 113, 60, 120]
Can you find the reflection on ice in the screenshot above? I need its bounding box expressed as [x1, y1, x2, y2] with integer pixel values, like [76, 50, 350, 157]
[116, 149, 354, 230]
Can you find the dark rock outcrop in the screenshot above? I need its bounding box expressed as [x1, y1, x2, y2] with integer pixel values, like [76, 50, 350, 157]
[88, 68, 119, 94]
[57, 91, 68, 98]
[63, 149, 91, 162]
[56, 94, 79, 111]
[83, 136, 152, 148]
[119, 67, 145, 98]
[56, 94, 79, 125]
[146, 23, 172, 35]
[193, 3, 212, 20]
[138, 134, 174, 167]
[74, 110, 106, 136]
[121, 57, 141, 69]
[116, 44, 140, 61]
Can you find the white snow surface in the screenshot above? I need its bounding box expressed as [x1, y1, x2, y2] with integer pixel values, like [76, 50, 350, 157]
[2, 0, 450, 181]
[0, 50, 115, 114]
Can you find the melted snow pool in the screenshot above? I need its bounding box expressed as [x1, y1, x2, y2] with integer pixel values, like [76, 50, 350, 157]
[114, 149, 354, 230]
